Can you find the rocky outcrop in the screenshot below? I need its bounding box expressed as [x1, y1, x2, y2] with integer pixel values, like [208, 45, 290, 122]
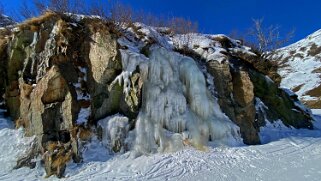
[231, 70, 259, 144]
[0, 13, 314, 177]
[206, 60, 259, 144]
[85, 21, 122, 120]
[184, 34, 313, 144]
[249, 70, 313, 129]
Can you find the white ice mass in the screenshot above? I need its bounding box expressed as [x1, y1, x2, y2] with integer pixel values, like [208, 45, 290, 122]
[112, 46, 241, 156]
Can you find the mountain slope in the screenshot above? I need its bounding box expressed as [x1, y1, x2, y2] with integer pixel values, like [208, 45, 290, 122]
[271, 29, 321, 108]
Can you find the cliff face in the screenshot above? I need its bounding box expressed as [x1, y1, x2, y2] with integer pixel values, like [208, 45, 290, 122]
[0, 12, 314, 177]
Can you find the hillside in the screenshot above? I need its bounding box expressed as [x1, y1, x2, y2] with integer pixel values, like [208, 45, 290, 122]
[271, 29, 321, 108]
[0, 12, 317, 179]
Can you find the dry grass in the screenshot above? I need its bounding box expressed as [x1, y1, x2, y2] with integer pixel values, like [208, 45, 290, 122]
[78, 127, 92, 141]
[51, 149, 72, 169]
[305, 84, 321, 97]
[289, 50, 296, 55]
[308, 43, 321, 56]
[292, 84, 304, 92]
[18, 11, 59, 31]
[46, 141, 59, 152]
[303, 99, 321, 109]
[69, 126, 92, 141]
[312, 67, 321, 73]
[15, 118, 29, 129]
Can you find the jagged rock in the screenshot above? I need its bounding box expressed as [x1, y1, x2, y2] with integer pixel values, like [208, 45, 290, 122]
[85, 22, 122, 120]
[232, 70, 259, 144]
[206, 60, 260, 144]
[14, 141, 38, 170]
[206, 60, 236, 121]
[249, 70, 313, 129]
[41, 68, 68, 104]
[229, 48, 281, 85]
[5, 30, 34, 119]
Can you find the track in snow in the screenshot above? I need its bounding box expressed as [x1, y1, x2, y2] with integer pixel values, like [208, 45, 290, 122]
[0, 109, 321, 181]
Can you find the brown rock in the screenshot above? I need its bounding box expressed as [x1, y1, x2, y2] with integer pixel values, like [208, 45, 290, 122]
[206, 60, 236, 121]
[41, 66, 68, 104]
[85, 25, 122, 120]
[232, 71, 254, 107]
[232, 70, 259, 144]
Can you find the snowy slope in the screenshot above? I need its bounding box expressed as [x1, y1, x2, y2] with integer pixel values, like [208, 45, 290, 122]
[271, 29, 321, 108]
[1, 108, 321, 181]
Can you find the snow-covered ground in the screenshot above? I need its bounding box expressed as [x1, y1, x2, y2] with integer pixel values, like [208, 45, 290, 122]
[0, 109, 321, 181]
[271, 29, 321, 103]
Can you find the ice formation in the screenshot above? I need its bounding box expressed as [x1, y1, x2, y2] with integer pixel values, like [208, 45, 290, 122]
[128, 46, 240, 156]
[98, 115, 129, 153]
[111, 49, 148, 97]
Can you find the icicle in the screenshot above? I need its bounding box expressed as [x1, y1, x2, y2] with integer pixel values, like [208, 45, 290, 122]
[132, 46, 241, 156]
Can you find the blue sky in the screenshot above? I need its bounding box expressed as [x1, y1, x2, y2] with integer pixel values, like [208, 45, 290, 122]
[2, 0, 321, 44]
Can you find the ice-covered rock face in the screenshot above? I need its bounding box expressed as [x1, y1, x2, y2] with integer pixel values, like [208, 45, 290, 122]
[131, 47, 240, 156]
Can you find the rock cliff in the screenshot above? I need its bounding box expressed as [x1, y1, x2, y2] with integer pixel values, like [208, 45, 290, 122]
[0, 12, 314, 177]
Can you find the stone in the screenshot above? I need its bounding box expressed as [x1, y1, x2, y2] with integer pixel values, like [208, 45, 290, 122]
[249, 70, 313, 129]
[206, 60, 236, 121]
[85, 24, 122, 120]
[232, 70, 259, 144]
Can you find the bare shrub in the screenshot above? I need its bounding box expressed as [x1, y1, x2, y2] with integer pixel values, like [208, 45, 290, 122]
[248, 18, 294, 54]
[308, 43, 321, 56]
[110, 2, 133, 26]
[89, 0, 109, 18]
[169, 17, 198, 34]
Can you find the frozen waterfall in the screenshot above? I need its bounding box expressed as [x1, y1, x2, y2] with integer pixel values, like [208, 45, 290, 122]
[130, 47, 240, 156]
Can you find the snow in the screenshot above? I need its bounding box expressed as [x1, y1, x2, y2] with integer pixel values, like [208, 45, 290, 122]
[272, 29, 321, 102]
[74, 66, 91, 125]
[76, 108, 91, 125]
[134, 23, 174, 50]
[1, 108, 321, 180]
[0, 110, 36, 176]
